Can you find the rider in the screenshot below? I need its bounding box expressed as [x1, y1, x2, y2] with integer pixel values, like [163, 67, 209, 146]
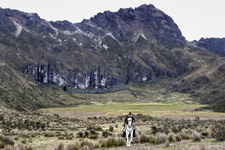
[122, 112, 136, 137]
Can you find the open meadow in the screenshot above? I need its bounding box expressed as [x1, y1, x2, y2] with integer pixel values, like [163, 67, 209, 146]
[1, 90, 225, 150]
[1, 87, 225, 150]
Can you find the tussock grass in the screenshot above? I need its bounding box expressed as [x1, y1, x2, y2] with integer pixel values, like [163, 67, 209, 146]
[154, 132, 167, 144]
[192, 130, 201, 142]
[139, 133, 149, 143]
[67, 143, 79, 150]
[80, 139, 94, 149]
[4, 145, 14, 150]
[168, 132, 176, 143]
[149, 134, 155, 144]
[176, 134, 182, 142]
[54, 142, 65, 150]
[101, 137, 126, 148]
[0, 134, 14, 148]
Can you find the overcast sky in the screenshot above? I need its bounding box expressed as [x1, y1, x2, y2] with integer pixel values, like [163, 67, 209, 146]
[0, 0, 224, 41]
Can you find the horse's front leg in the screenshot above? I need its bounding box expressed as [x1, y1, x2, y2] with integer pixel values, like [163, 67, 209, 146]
[126, 131, 130, 146]
[130, 130, 133, 143]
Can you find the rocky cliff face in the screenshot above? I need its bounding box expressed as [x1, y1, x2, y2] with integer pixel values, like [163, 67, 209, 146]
[0, 4, 187, 90]
[194, 38, 225, 56]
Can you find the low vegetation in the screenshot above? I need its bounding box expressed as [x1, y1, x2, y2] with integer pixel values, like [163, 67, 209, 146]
[0, 104, 225, 149]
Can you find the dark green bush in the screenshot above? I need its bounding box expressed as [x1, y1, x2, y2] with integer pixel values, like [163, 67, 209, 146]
[151, 125, 162, 134]
[102, 130, 112, 138]
[76, 131, 84, 138]
[89, 134, 98, 139]
[109, 126, 114, 132]
[215, 123, 225, 141]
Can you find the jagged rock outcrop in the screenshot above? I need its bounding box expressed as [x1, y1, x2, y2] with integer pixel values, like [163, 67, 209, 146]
[194, 38, 225, 56]
[77, 4, 185, 46]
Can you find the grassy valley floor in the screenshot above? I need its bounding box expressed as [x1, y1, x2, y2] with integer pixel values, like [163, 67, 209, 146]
[38, 103, 225, 120]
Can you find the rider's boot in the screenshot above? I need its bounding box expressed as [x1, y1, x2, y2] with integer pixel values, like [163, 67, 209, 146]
[122, 131, 126, 137]
[133, 129, 136, 137]
[121, 127, 126, 137]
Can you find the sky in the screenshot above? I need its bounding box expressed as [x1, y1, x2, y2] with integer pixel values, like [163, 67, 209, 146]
[0, 0, 224, 41]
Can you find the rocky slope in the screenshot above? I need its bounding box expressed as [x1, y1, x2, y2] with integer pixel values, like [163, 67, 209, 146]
[194, 38, 225, 56]
[0, 4, 187, 89]
[0, 4, 225, 111]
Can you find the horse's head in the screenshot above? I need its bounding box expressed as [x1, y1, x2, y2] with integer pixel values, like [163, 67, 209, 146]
[127, 118, 132, 127]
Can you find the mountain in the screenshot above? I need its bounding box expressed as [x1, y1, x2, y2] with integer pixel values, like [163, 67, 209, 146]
[0, 4, 187, 89]
[0, 4, 225, 111]
[194, 38, 225, 56]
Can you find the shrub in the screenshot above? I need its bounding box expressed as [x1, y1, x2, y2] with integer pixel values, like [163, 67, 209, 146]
[165, 142, 170, 147]
[154, 132, 167, 144]
[80, 139, 94, 149]
[94, 143, 99, 149]
[84, 131, 89, 138]
[109, 126, 114, 132]
[14, 144, 34, 150]
[168, 133, 176, 143]
[102, 131, 112, 138]
[149, 135, 155, 144]
[21, 139, 27, 144]
[215, 123, 225, 141]
[101, 140, 107, 148]
[178, 132, 191, 140]
[28, 138, 32, 143]
[89, 134, 98, 139]
[25, 146, 33, 150]
[116, 138, 126, 146]
[201, 130, 210, 139]
[0, 135, 14, 147]
[66, 136, 73, 140]
[89, 129, 96, 135]
[95, 126, 103, 131]
[76, 132, 84, 138]
[58, 136, 64, 140]
[68, 133, 74, 138]
[151, 126, 162, 134]
[133, 136, 139, 144]
[0, 115, 4, 121]
[54, 142, 65, 150]
[139, 133, 149, 143]
[4, 145, 14, 150]
[176, 134, 182, 142]
[199, 145, 209, 150]
[0, 141, 4, 148]
[67, 143, 79, 150]
[192, 130, 201, 142]
[44, 132, 55, 137]
[171, 126, 181, 133]
[14, 137, 19, 141]
[101, 137, 118, 148]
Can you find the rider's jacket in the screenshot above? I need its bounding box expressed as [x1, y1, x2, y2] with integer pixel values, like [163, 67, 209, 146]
[124, 115, 135, 125]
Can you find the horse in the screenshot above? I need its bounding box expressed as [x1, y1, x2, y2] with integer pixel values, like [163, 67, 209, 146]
[125, 117, 134, 146]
